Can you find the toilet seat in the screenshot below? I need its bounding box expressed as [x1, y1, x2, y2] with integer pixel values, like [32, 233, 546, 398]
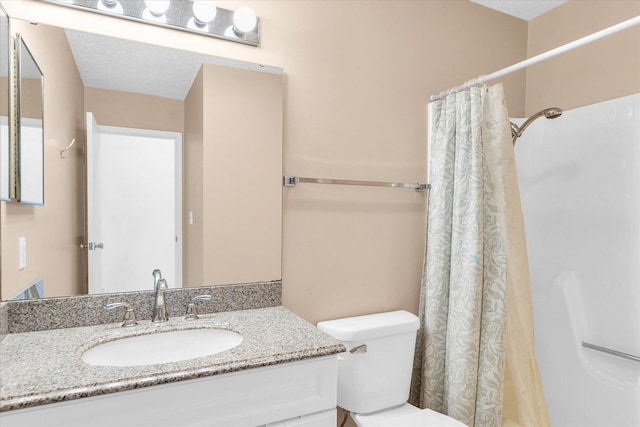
[352, 403, 467, 427]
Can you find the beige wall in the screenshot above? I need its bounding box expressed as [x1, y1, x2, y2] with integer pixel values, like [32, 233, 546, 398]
[183, 64, 283, 286]
[1, 2, 529, 315]
[184, 68, 204, 286]
[526, 0, 640, 114]
[0, 21, 84, 299]
[84, 87, 184, 133]
[201, 64, 283, 285]
[272, 1, 527, 325]
[18, 78, 43, 120]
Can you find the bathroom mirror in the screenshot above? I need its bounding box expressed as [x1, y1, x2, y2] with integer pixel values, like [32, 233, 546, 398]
[15, 34, 44, 205]
[0, 19, 283, 300]
[0, 5, 10, 202]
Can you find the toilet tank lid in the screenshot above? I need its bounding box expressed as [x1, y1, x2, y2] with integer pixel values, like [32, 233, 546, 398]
[317, 310, 419, 342]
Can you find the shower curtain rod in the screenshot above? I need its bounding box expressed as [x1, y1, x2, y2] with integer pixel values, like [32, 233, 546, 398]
[430, 15, 640, 102]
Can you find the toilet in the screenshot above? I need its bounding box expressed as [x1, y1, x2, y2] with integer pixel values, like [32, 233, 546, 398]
[317, 310, 466, 427]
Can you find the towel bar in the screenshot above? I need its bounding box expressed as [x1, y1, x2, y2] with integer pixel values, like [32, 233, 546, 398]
[283, 176, 429, 192]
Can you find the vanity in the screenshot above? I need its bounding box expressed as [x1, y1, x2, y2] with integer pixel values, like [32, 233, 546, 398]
[0, 283, 345, 427]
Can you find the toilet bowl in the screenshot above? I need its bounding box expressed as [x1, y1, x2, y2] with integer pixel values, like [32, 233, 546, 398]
[317, 310, 466, 427]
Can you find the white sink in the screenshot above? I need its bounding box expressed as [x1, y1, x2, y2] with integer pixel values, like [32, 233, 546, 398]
[82, 328, 243, 367]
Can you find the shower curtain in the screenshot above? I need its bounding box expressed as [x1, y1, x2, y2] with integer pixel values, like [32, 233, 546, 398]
[410, 84, 549, 427]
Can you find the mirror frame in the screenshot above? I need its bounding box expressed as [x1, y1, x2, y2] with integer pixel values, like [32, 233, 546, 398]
[0, 4, 10, 202]
[14, 33, 44, 205]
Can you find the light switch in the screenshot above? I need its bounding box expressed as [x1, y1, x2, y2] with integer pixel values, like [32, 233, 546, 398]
[189, 210, 194, 225]
[18, 237, 26, 270]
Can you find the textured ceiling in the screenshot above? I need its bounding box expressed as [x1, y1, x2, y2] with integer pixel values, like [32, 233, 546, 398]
[65, 29, 282, 100]
[470, 0, 569, 21]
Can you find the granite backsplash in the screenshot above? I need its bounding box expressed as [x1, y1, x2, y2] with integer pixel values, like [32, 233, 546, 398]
[2, 280, 281, 334]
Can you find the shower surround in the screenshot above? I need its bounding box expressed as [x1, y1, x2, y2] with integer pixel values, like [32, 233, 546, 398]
[514, 93, 640, 427]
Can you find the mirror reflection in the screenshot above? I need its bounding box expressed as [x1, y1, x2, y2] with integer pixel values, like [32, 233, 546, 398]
[17, 34, 44, 205]
[0, 6, 9, 201]
[0, 20, 283, 300]
[86, 118, 183, 294]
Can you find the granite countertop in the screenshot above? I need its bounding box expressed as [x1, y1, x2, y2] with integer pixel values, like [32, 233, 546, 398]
[0, 306, 345, 412]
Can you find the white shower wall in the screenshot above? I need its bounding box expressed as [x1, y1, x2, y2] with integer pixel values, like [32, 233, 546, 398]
[514, 93, 640, 427]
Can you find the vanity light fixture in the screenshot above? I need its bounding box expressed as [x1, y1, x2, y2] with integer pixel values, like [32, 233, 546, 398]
[43, 0, 260, 46]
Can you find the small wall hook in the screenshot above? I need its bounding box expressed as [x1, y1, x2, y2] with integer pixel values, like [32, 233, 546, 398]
[59, 138, 76, 158]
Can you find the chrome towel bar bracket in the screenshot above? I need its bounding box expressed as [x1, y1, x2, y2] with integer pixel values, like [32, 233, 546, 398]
[283, 176, 429, 192]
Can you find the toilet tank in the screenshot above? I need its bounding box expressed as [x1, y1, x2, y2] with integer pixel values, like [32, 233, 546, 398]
[317, 310, 420, 414]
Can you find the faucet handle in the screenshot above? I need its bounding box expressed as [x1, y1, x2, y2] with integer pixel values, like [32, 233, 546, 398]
[184, 295, 212, 320]
[105, 302, 137, 327]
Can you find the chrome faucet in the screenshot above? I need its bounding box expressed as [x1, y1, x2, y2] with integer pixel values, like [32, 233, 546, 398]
[152, 269, 162, 290]
[152, 269, 169, 323]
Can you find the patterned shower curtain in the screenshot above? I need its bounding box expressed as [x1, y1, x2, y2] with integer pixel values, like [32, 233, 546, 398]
[410, 84, 550, 427]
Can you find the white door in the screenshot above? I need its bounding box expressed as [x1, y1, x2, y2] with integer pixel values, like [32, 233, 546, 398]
[86, 112, 182, 294]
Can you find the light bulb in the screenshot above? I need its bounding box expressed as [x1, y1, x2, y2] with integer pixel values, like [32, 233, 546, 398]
[192, 1, 217, 26]
[97, 0, 123, 14]
[233, 6, 257, 34]
[145, 0, 170, 16]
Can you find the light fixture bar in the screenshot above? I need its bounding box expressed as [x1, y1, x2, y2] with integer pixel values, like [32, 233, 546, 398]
[42, 0, 260, 47]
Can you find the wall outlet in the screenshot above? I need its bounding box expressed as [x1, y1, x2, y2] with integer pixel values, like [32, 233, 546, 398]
[18, 237, 27, 270]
